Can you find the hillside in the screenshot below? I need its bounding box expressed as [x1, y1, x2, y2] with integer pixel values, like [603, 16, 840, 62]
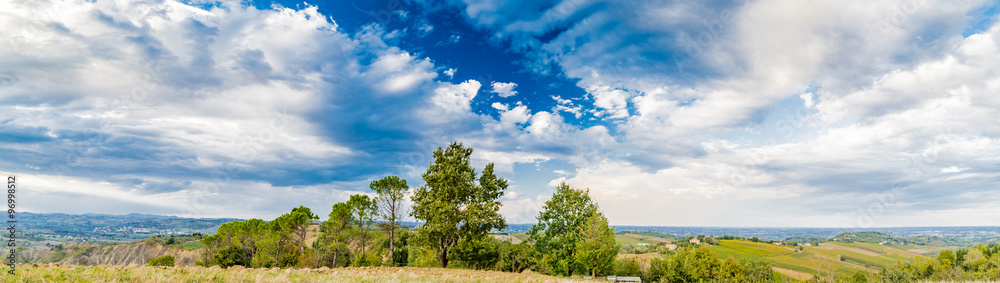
[830, 231, 993, 248]
[7, 265, 589, 282]
[18, 238, 201, 266]
[20, 212, 240, 244]
[604, 230, 932, 281]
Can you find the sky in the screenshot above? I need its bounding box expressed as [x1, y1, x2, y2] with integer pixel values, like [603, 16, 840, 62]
[2, 0, 1000, 227]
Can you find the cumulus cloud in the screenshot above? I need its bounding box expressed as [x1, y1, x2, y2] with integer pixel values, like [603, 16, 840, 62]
[430, 0, 1000, 226]
[491, 81, 518, 97]
[4, 0, 1000, 227]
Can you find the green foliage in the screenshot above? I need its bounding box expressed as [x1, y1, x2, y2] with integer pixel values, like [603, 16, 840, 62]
[409, 246, 441, 268]
[200, 207, 318, 269]
[575, 207, 618, 277]
[214, 246, 251, 268]
[646, 246, 773, 283]
[450, 236, 501, 270]
[147, 255, 175, 267]
[411, 141, 508, 268]
[528, 182, 597, 276]
[615, 257, 642, 277]
[347, 194, 378, 264]
[840, 243, 1000, 282]
[314, 202, 353, 268]
[496, 240, 537, 273]
[146, 255, 174, 266]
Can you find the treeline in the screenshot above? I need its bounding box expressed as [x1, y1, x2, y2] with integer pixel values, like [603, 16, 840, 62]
[195, 142, 624, 277]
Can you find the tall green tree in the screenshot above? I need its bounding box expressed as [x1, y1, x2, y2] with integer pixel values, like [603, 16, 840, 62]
[314, 202, 353, 267]
[286, 206, 319, 254]
[575, 207, 618, 277]
[411, 141, 508, 268]
[528, 182, 597, 276]
[347, 194, 377, 265]
[370, 175, 409, 267]
[267, 206, 317, 267]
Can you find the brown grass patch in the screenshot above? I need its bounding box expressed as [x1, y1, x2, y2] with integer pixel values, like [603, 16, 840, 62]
[5, 265, 593, 282]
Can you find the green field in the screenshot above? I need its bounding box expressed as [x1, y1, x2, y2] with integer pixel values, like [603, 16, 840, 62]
[702, 240, 927, 279]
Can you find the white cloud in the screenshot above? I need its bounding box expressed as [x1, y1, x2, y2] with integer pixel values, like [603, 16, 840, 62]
[941, 166, 969, 173]
[491, 81, 518, 97]
[415, 19, 434, 37]
[364, 52, 438, 94]
[424, 79, 482, 123]
[443, 67, 457, 78]
[440, 0, 1000, 226]
[551, 95, 584, 118]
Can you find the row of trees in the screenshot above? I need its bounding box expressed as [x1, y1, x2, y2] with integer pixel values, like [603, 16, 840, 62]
[198, 141, 621, 275]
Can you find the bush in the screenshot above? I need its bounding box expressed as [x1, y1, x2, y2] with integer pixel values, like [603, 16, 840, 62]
[148, 255, 175, 267]
[615, 257, 642, 277]
[214, 246, 251, 268]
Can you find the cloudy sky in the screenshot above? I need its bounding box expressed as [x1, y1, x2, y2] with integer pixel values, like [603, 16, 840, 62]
[2, 0, 999, 227]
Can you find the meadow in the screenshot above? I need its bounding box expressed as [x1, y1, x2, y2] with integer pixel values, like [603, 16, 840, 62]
[4, 264, 589, 283]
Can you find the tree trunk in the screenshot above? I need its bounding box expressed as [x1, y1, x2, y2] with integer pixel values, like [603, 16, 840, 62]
[275, 238, 283, 267]
[440, 247, 449, 268]
[591, 268, 595, 277]
[332, 248, 338, 267]
[388, 226, 395, 266]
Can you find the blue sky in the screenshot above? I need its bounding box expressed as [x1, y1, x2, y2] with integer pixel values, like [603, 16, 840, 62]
[2, 0, 1000, 227]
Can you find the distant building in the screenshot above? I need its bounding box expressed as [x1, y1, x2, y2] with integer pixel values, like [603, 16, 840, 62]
[689, 238, 701, 245]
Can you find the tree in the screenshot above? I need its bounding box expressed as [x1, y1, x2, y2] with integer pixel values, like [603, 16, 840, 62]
[200, 218, 269, 267]
[215, 246, 251, 268]
[450, 236, 501, 269]
[314, 202, 353, 267]
[229, 219, 267, 264]
[266, 206, 317, 267]
[370, 175, 409, 267]
[288, 206, 319, 254]
[528, 182, 597, 276]
[347, 194, 377, 265]
[411, 141, 508, 268]
[576, 207, 618, 277]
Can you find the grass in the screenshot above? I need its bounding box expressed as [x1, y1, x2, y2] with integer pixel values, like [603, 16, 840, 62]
[713, 240, 794, 258]
[4, 264, 592, 282]
[182, 241, 204, 250]
[614, 234, 662, 246]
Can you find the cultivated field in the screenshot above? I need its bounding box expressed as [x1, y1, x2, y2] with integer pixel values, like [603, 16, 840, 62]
[3, 264, 590, 283]
[707, 240, 925, 280]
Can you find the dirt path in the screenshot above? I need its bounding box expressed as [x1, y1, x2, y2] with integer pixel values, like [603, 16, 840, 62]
[772, 267, 813, 281]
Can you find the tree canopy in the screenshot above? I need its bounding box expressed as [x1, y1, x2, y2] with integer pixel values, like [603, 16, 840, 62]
[411, 141, 508, 268]
[528, 182, 598, 276]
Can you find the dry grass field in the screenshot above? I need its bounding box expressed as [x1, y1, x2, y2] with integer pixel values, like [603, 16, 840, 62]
[3, 264, 590, 283]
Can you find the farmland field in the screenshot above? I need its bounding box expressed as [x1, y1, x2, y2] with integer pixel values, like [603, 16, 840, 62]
[702, 240, 930, 280]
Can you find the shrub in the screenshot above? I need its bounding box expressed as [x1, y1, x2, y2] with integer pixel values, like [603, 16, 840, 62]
[615, 257, 642, 277]
[214, 246, 251, 268]
[148, 255, 175, 267]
